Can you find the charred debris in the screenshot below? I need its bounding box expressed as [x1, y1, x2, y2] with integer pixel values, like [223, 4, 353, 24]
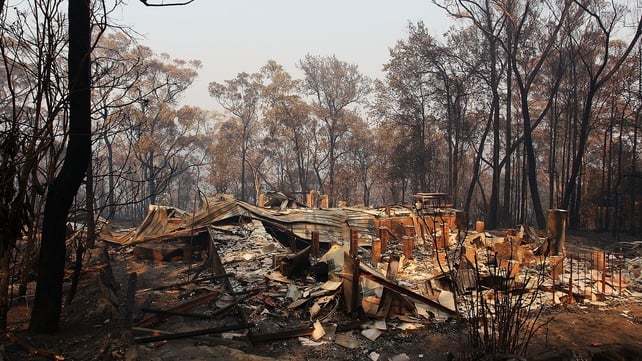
[97, 192, 640, 352]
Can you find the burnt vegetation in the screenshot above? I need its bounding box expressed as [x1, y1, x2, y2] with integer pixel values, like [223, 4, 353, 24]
[1, 0, 642, 360]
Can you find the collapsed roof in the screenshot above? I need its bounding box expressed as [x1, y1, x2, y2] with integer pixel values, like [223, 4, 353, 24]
[103, 194, 395, 248]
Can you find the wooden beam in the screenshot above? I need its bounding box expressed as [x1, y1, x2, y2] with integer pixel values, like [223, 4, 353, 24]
[376, 255, 399, 318]
[134, 291, 221, 328]
[359, 261, 458, 316]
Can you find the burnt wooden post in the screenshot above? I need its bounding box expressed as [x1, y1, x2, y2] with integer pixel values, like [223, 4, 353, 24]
[125, 272, 137, 329]
[475, 220, 485, 233]
[207, 228, 232, 291]
[551, 261, 556, 299]
[550, 256, 563, 301]
[568, 254, 573, 299]
[306, 191, 314, 208]
[602, 252, 607, 294]
[441, 222, 449, 248]
[379, 227, 389, 253]
[342, 252, 361, 318]
[311, 231, 320, 259]
[351, 256, 360, 318]
[376, 255, 400, 318]
[350, 229, 359, 257]
[371, 238, 381, 265]
[546, 209, 568, 256]
[321, 195, 329, 208]
[402, 236, 414, 259]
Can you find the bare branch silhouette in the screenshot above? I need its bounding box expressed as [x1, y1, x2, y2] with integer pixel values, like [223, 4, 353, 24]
[140, 0, 195, 6]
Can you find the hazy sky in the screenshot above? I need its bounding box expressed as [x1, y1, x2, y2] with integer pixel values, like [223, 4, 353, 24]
[115, 1, 453, 110]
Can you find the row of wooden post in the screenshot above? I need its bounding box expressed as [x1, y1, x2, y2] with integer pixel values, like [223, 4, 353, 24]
[551, 250, 624, 301]
[340, 223, 451, 265]
[341, 226, 451, 318]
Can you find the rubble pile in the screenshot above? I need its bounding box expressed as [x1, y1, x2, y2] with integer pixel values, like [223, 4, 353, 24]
[626, 256, 642, 291]
[102, 193, 642, 360]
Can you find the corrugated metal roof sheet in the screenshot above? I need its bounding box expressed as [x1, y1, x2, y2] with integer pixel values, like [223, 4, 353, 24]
[102, 194, 453, 248]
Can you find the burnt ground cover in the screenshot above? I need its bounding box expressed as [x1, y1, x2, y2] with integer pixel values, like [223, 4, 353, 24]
[3, 229, 642, 361]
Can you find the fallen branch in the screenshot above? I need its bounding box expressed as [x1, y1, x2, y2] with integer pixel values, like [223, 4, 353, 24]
[5, 332, 65, 360]
[134, 323, 254, 343]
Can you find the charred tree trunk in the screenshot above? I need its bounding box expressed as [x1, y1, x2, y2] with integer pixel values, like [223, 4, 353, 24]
[522, 110, 546, 228]
[0, 0, 24, 322]
[561, 82, 594, 225]
[502, 8, 514, 228]
[520, 143, 528, 224]
[487, 31, 501, 231]
[0, 128, 26, 332]
[86, 155, 96, 248]
[30, 0, 91, 333]
[0, 249, 10, 331]
[631, 109, 640, 233]
[66, 156, 95, 305]
[464, 111, 493, 223]
[104, 132, 115, 219]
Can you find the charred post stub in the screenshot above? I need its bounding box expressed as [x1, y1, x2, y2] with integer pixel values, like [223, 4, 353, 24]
[402, 236, 414, 260]
[378, 227, 389, 253]
[371, 238, 381, 265]
[547, 209, 568, 256]
[350, 230, 359, 258]
[475, 220, 485, 233]
[321, 195, 329, 209]
[311, 231, 320, 259]
[441, 222, 449, 249]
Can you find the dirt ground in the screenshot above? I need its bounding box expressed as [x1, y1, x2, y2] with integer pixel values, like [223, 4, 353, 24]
[2, 231, 642, 361]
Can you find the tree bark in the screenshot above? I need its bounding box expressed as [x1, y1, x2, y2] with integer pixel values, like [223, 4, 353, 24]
[560, 82, 594, 219]
[502, 24, 513, 228]
[464, 111, 493, 222]
[104, 133, 115, 219]
[485, 6, 501, 230]
[522, 109, 546, 228]
[30, 0, 91, 333]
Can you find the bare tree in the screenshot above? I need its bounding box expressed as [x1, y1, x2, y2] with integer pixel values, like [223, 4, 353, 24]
[343, 115, 377, 206]
[436, 0, 508, 229]
[91, 32, 148, 220]
[207, 117, 242, 195]
[299, 54, 370, 206]
[501, 0, 573, 228]
[209, 71, 263, 202]
[0, 0, 71, 331]
[116, 51, 201, 218]
[559, 0, 642, 228]
[260, 60, 316, 194]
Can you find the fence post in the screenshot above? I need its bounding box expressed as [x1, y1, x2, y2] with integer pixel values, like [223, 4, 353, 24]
[602, 252, 606, 294]
[568, 254, 573, 299]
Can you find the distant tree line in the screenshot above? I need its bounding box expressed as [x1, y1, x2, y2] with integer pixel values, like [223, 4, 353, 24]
[205, 0, 642, 235]
[0, 0, 641, 333]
